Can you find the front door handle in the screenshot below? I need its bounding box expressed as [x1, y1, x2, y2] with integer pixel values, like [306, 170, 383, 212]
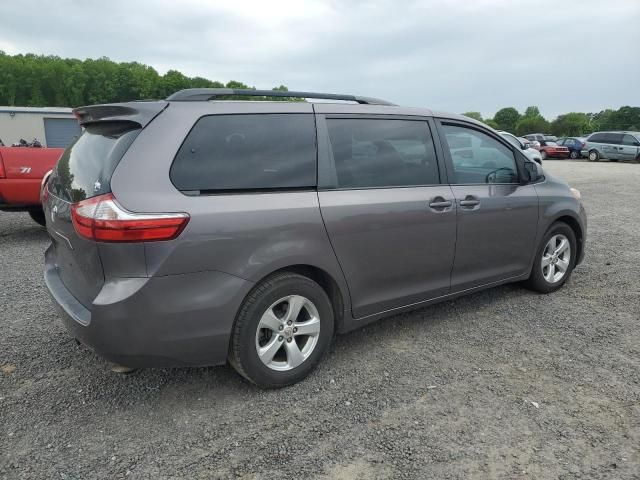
[429, 200, 453, 209]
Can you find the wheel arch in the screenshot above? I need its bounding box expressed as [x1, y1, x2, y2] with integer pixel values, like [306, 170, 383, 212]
[247, 264, 348, 334]
[552, 214, 584, 265]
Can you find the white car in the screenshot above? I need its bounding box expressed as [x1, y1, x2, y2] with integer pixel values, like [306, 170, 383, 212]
[498, 131, 543, 164]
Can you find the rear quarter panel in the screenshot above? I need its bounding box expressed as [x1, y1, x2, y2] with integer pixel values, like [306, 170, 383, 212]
[109, 101, 352, 310]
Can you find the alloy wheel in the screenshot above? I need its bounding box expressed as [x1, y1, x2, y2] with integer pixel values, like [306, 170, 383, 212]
[255, 295, 321, 371]
[541, 234, 571, 283]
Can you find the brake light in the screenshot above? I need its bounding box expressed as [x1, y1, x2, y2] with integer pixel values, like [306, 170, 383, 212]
[71, 193, 189, 242]
[0, 156, 5, 179]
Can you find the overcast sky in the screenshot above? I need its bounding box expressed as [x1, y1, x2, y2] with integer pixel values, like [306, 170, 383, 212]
[1, 0, 638, 119]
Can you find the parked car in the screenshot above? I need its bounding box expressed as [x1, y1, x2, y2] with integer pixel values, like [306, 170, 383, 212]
[0, 146, 63, 225]
[523, 133, 550, 143]
[581, 131, 640, 162]
[43, 88, 587, 387]
[528, 139, 541, 150]
[498, 131, 542, 164]
[527, 136, 570, 160]
[556, 137, 587, 159]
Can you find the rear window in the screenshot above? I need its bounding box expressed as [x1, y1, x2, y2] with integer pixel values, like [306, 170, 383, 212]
[170, 114, 317, 193]
[48, 122, 140, 202]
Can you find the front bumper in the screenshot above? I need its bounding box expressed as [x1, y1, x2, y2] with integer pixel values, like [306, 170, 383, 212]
[44, 245, 254, 368]
[547, 151, 570, 158]
[577, 203, 588, 265]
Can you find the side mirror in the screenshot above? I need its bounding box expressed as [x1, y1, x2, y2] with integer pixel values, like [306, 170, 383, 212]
[522, 161, 542, 184]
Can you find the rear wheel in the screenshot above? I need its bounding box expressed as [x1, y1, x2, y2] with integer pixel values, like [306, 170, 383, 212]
[588, 150, 599, 162]
[28, 209, 46, 227]
[524, 222, 577, 293]
[570, 150, 579, 159]
[229, 272, 334, 388]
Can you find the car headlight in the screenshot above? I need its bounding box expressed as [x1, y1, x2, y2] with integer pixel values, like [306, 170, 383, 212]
[570, 187, 581, 200]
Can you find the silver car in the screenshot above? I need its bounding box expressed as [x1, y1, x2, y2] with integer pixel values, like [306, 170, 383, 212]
[43, 88, 587, 387]
[581, 131, 640, 162]
[498, 131, 543, 164]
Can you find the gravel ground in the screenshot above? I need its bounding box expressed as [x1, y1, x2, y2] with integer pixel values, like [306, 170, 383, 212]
[1, 160, 639, 479]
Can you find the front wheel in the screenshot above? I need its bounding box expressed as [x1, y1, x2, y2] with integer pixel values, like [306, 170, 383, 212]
[524, 222, 577, 293]
[588, 150, 599, 162]
[540, 150, 548, 160]
[28, 209, 46, 227]
[229, 272, 334, 388]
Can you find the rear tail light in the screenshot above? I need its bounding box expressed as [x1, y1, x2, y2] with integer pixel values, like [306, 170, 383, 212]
[0, 156, 5, 179]
[71, 193, 189, 242]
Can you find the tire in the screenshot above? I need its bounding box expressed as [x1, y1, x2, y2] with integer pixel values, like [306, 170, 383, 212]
[28, 209, 46, 227]
[570, 150, 579, 159]
[524, 222, 577, 294]
[540, 150, 548, 160]
[588, 150, 599, 162]
[229, 272, 334, 388]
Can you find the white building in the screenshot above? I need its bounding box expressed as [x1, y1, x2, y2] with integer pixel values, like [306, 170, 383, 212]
[0, 106, 81, 148]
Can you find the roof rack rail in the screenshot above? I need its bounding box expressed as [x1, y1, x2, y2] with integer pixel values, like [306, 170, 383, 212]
[165, 88, 395, 106]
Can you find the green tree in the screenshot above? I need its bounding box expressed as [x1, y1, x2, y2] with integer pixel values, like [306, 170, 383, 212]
[524, 106, 540, 118]
[515, 115, 550, 136]
[493, 107, 521, 133]
[550, 112, 590, 136]
[462, 111, 483, 122]
[484, 119, 499, 129]
[593, 106, 640, 131]
[0, 51, 294, 107]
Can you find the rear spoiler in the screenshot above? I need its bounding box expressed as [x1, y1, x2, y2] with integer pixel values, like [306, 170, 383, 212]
[73, 101, 168, 128]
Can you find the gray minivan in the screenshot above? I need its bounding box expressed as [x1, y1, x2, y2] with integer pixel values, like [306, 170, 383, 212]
[43, 89, 587, 387]
[581, 131, 640, 162]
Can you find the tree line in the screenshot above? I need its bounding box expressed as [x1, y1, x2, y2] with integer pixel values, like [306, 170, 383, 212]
[0, 52, 292, 107]
[463, 105, 640, 138]
[1, 52, 638, 138]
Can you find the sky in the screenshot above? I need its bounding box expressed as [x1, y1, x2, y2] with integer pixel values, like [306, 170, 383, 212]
[0, 0, 638, 119]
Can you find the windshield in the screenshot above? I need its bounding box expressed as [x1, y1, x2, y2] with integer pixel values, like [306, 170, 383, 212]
[545, 141, 558, 146]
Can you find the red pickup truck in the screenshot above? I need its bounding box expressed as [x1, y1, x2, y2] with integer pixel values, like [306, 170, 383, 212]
[0, 147, 63, 225]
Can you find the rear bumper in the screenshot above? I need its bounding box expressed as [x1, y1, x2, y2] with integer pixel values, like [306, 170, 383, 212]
[44, 244, 254, 368]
